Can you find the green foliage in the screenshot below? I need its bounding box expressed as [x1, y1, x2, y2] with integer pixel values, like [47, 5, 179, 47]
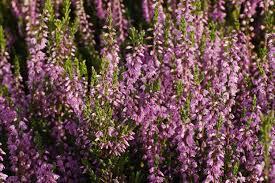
[252, 94, 257, 111]
[200, 33, 207, 54]
[259, 47, 268, 60]
[264, 8, 274, 33]
[190, 31, 195, 46]
[64, 58, 73, 79]
[0, 26, 5, 53]
[192, 0, 203, 14]
[244, 75, 253, 89]
[90, 67, 98, 87]
[78, 59, 88, 79]
[129, 27, 145, 46]
[232, 161, 240, 176]
[153, 6, 159, 25]
[30, 118, 52, 152]
[209, 22, 217, 42]
[175, 80, 184, 98]
[193, 64, 204, 85]
[0, 85, 9, 97]
[13, 55, 21, 77]
[146, 78, 161, 93]
[45, 0, 55, 28]
[129, 171, 145, 183]
[71, 19, 79, 38]
[62, 0, 71, 26]
[232, 7, 240, 30]
[164, 14, 171, 47]
[180, 17, 186, 36]
[257, 62, 266, 76]
[54, 20, 63, 45]
[180, 94, 191, 122]
[260, 111, 274, 180]
[152, 78, 161, 92]
[216, 115, 224, 131]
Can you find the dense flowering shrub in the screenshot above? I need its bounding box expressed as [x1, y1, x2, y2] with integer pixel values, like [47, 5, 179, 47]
[0, 0, 274, 182]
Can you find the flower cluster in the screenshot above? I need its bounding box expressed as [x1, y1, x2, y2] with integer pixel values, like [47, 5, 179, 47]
[0, 0, 274, 182]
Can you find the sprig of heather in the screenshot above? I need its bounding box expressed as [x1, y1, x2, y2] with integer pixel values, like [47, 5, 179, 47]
[211, 0, 226, 22]
[0, 143, 7, 181]
[25, 1, 88, 181]
[195, 31, 241, 182]
[234, 95, 265, 182]
[152, 3, 165, 63]
[1, 22, 58, 182]
[0, 26, 26, 112]
[235, 0, 273, 41]
[269, 120, 275, 181]
[260, 112, 274, 181]
[0, 96, 58, 182]
[133, 6, 168, 182]
[23, 0, 41, 47]
[74, 0, 96, 49]
[0, 98, 28, 182]
[89, 13, 134, 157]
[46, 0, 86, 117]
[94, 0, 107, 19]
[27, 0, 50, 93]
[95, 0, 129, 44]
[170, 8, 207, 180]
[123, 29, 164, 182]
[164, 13, 199, 181]
[266, 33, 274, 111]
[142, 0, 154, 22]
[250, 53, 270, 113]
[198, 34, 224, 182]
[100, 11, 120, 84]
[110, 0, 128, 43]
[73, 10, 135, 181]
[11, 0, 23, 18]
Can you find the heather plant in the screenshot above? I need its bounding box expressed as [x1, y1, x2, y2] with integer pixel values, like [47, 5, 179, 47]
[0, 0, 274, 182]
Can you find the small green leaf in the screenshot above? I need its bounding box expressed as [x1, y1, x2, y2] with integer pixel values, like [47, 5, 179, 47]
[13, 55, 21, 77]
[252, 94, 257, 111]
[180, 17, 186, 36]
[176, 80, 184, 98]
[153, 6, 159, 24]
[216, 115, 224, 131]
[233, 161, 239, 175]
[0, 26, 6, 53]
[64, 59, 73, 79]
[209, 22, 217, 41]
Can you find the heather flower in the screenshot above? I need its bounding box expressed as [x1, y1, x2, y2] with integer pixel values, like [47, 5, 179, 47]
[11, 0, 23, 18]
[234, 98, 264, 182]
[35, 161, 59, 183]
[0, 143, 7, 181]
[26, 9, 49, 92]
[0, 27, 26, 112]
[110, 0, 128, 43]
[211, 0, 226, 22]
[260, 112, 274, 181]
[94, 0, 107, 19]
[94, 0, 128, 44]
[0, 96, 58, 182]
[74, 0, 96, 49]
[269, 124, 275, 181]
[142, 0, 154, 22]
[266, 33, 274, 111]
